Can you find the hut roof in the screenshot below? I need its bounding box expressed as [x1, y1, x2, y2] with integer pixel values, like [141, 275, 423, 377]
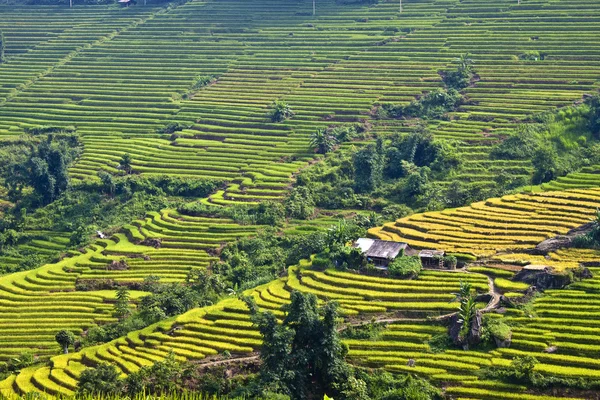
[419, 250, 445, 258]
[364, 240, 408, 259]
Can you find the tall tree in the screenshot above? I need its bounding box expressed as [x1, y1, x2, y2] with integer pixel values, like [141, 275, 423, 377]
[119, 153, 133, 174]
[353, 138, 384, 193]
[585, 94, 600, 138]
[245, 291, 351, 399]
[309, 128, 336, 154]
[455, 52, 474, 73]
[55, 330, 75, 354]
[114, 287, 131, 320]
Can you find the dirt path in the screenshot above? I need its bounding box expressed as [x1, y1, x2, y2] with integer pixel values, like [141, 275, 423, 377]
[482, 275, 501, 313]
[194, 354, 260, 368]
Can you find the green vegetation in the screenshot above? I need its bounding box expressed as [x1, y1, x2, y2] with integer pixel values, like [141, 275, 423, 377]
[269, 100, 294, 123]
[55, 330, 75, 355]
[387, 256, 422, 278]
[2, 1, 600, 399]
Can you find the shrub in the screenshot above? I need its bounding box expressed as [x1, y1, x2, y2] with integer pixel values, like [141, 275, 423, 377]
[381, 204, 412, 221]
[443, 255, 457, 269]
[387, 256, 422, 278]
[191, 74, 216, 90]
[77, 364, 124, 396]
[24, 125, 76, 135]
[519, 50, 541, 61]
[156, 122, 191, 135]
[311, 255, 331, 271]
[381, 88, 463, 120]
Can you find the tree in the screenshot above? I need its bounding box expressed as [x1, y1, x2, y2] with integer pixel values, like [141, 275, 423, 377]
[98, 171, 115, 196]
[21, 136, 75, 205]
[55, 330, 75, 354]
[532, 145, 559, 184]
[269, 100, 294, 122]
[0, 31, 5, 64]
[285, 186, 315, 219]
[186, 268, 224, 304]
[455, 53, 474, 74]
[310, 128, 337, 154]
[119, 153, 132, 174]
[245, 291, 351, 399]
[114, 287, 131, 320]
[585, 94, 600, 138]
[353, 140, 384, 193]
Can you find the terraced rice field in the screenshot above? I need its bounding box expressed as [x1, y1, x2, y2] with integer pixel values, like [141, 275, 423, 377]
[2, 0, 600, 204]
[2, 0, 600, 398]
[0, 210, 255, 361]
[4, 250, 600, 400]
[369, 188, 600, 256]
[0, 262, 490, 398]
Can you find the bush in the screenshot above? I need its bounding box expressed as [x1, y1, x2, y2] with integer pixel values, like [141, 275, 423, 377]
[381, 204, 412, 221]
[442, 68, 471, 90]
[443, 255, 457, 269]
[381, 88, 463, 120]
[24, 125, 76, 135]
[490, 125, 542, 160]
[387, 256, 422, 278]
[311, 255, 331, 271]
[483, 356, 540, 385]
[519, 50, 541, 61]
[77, 364, 124, 396]
[156, 122, 191, 135]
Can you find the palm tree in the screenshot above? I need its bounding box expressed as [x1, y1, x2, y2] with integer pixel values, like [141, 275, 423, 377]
[455, 53, 474, 73]
[309, 128, 336, 154]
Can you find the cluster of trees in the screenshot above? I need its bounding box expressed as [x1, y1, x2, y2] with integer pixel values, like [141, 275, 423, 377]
[2, 133, 80, 206]
[379, 54, 475, 120]
[76, 271, 225, 347]
[212, 215, 375, 292]
[380, 88, 463, 120]
[492, 103, 600, 184]
[309, 125, 363, 154]
[74, 291, 443, 400]
[586, 93, 600, 139]
[180, 201, 285, 226]
[94, 173, 223, 199]
[292, 125, 464, 214]
[441, 53, 476, 91]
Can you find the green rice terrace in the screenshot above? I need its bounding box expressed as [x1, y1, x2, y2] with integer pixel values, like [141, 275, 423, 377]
[1, 0, 600, 398]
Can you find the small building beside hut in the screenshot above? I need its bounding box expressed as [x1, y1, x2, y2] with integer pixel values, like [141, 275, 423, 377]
[419, 249, 446, 269]
[354, 238, 447, 269]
